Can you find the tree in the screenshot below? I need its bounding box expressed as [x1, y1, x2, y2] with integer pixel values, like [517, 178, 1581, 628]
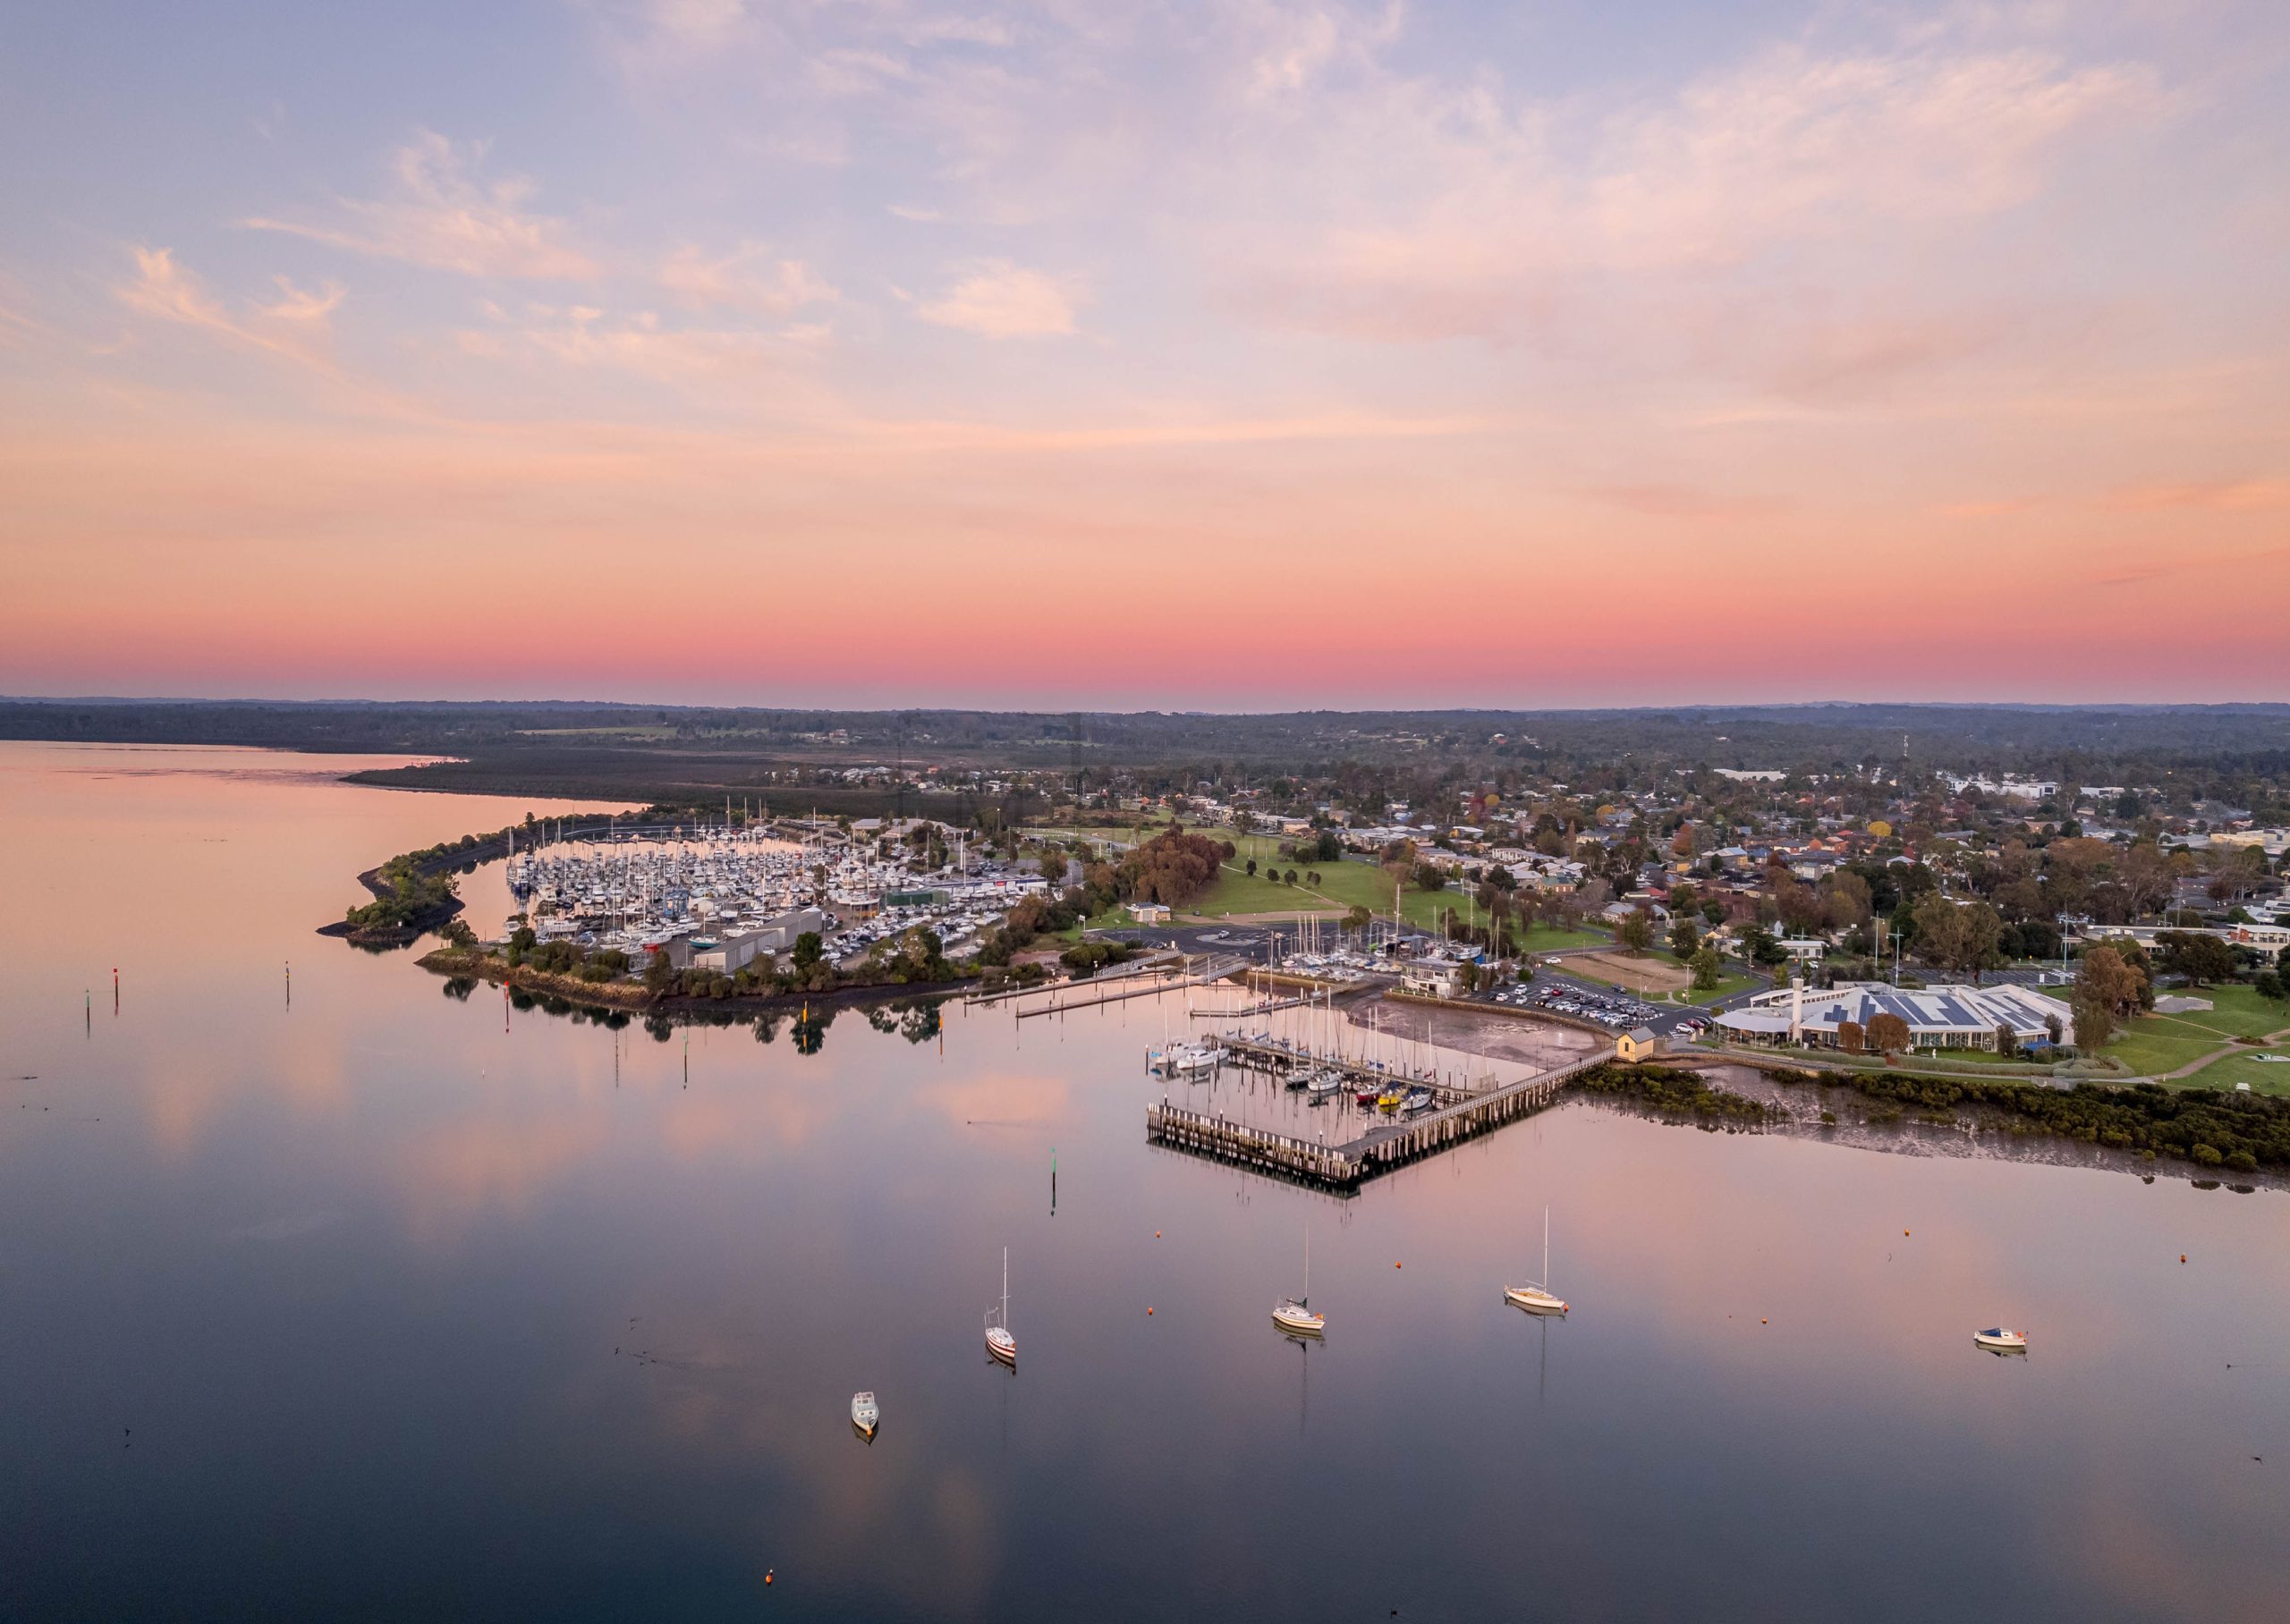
[792, 931, 824, 971]
[2071, 989, 2116, 1051]
[1689, 942, 1723, 991]
[1116, 829, 1234, 906]
[1284, 868, 1299, 884]
[2156, 930, 2235, 986]
[1617, 907, 1654, 955]
[1739, 925, 1786, 968]
[1837, 1019, 1864, 1054]
[1912, 892, 2005, 983]
[1669, 918, 1700, 957]
[1996, 1022, 2019, 1058]
[1245, 859, 1258, 876]
[1866, 1012, 1912, 1054]
[1412, 859, 1448, 892]
[2076, 944, 2147, 1019]
[1038, 850, 1068, 889]
[1344, 905, 1372, 931]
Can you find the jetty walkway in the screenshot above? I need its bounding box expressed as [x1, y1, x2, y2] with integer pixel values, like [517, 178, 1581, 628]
[1148, 1051, 1607, 1190]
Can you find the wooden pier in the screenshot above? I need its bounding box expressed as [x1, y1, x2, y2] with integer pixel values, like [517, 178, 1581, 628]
[1009, 956, 1245, 1019]
[1210, 1034, 1497, 1104]
[1147, 1052, 1607, 1189]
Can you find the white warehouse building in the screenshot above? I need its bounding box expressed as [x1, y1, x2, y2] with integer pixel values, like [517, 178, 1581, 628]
[1718, 981, 2074, 1052]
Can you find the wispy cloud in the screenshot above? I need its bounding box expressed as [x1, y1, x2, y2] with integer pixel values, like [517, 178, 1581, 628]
[642, 0, 751, 48]
[242, 131, 597, 280]
[1220, 30, 2158, 363]
[116, 248, 343, 368]
[915, 259, 1082, 337]
[2109, 479, 2290, 512]
[657, 242, 838, 315]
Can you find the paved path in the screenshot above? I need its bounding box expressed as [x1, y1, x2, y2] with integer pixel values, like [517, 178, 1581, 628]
[2151, 1021, 2290, 1083]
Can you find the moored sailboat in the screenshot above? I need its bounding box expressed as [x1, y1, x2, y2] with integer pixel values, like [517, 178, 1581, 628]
[985, 1248, 1016, 1366]
[1272, 1224, 1326, 1337]
[1505, 1206, 1568, 1315]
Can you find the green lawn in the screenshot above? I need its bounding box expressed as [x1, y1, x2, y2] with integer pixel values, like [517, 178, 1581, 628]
[1681, 970, 1761, 1006]
[1184, 868, 1344, 918]
[2103, 985, 2290, 1077]
[2174, 1047, 2290, 1097]
[1181, 850, 1607, 949]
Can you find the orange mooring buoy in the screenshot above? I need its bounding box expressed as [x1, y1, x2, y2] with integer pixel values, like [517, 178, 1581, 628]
[1761, 1318, 1768, 1324]
[765, 1570, 774, 1586]
[1155, 1231, 1161, 1238]
[1395, 1261, 1402, 1269]
[1148, 1307, 1154, 1315]
[2181, 1254, 2187, 1264]
[1904, 1229, 1911, 1237]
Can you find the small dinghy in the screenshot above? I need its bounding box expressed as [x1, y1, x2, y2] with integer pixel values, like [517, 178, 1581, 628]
[1973, 1327, 2028, 1353]
[851, 1391, 880, 1438]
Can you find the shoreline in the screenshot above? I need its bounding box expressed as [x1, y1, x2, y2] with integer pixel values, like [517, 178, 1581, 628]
[419, 947, 977, 1018]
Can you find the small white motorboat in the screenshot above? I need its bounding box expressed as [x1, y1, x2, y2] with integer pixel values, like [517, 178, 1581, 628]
[1973, 1327, 2028, 1352]
[985, 1247, 1016, 1366]
[1505, 1206, 1569, 1315]
[851, 1391, 880, 1437]
[1272, 1225, 1325, 1337]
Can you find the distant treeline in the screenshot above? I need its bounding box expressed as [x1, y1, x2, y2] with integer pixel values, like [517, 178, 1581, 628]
[9, 698, 2290, 782]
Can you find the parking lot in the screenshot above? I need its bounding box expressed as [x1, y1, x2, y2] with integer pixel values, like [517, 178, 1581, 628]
[1465, 961, 1766, 1041]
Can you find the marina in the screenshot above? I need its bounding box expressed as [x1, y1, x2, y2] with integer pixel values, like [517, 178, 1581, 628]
[498, 821, 1051, 969]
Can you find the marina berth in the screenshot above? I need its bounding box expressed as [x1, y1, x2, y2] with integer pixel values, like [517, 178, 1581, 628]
[496, 823, 1033, 976]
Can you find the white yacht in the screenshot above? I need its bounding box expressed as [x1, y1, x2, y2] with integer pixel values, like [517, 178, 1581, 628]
[850, 1391, 879, 1437]
[985, 1248, 1016, 1366]
[1272, 1226, 1326, 1337]
[1973, 1327, 2028, 1352]
[1505, 1207, 1569, 1315]
[1162, 1040, 1221, 1075]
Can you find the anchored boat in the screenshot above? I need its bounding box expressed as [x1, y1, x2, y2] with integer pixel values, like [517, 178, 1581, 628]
[1272, 1225, 1326, 1337]
[1973, 1326, 2028, 1352]
[985, 1248, 1016, 1366]
[850, 1391, 880, 1438]
[1505, 1206, 1569, 1315]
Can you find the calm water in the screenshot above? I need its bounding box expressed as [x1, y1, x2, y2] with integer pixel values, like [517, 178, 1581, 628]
[2, 742, 2285, 1622]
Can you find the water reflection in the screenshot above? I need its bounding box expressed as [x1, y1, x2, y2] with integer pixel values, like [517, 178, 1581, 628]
[1, 742, 2286, 1622]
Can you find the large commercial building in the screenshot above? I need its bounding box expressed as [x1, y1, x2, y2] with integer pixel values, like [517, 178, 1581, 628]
[1717, 980, 2074, 1051]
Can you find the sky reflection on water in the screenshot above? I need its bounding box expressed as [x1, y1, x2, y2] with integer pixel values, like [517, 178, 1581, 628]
[0, 743, 2284, 1622]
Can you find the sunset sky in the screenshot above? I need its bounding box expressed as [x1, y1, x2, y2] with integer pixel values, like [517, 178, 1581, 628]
[3, 1, 2286, 707]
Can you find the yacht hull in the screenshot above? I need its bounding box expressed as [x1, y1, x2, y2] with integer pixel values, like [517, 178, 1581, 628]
[1505, 1287, 1568, 1315]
